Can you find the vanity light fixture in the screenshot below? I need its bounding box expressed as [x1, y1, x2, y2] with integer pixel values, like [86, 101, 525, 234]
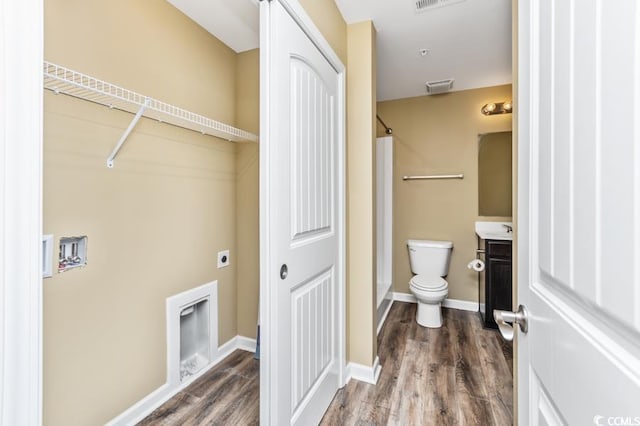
[481, 101, 513, 116]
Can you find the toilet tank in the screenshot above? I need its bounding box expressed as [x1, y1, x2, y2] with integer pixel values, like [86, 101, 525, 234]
[407, 239, 453, 277]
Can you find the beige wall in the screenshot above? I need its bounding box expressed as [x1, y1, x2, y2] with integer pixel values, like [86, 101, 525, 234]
[299, 0, 348, 65]
[377, 84, 512, 302]
[235, 49, 260, 338]
[346, 21, 378, 366]
[43, 2, 379, 423]
[44, 0, 241, 424]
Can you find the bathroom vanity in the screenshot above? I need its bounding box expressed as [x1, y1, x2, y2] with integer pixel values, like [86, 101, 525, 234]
[475, 222, 513, 329]
[480, 239, 512, 328]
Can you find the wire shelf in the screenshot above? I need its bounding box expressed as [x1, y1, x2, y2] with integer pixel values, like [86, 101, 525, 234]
[43, 61, 258, 144]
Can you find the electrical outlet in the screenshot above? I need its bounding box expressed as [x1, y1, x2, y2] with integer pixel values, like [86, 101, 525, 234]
[217, 250, 230, 268]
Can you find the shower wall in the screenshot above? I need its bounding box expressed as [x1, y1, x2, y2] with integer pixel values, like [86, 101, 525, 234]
[376, 136, 393, 308]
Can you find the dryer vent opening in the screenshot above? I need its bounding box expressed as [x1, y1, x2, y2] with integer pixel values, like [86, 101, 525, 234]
[180, 299, 210, 381]
[166, 281, 218, 386]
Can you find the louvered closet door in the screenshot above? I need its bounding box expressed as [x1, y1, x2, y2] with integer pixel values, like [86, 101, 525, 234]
[260, 0, 345, 425]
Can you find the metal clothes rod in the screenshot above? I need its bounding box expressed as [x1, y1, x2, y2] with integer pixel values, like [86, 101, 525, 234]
[402, 174, 464, 181]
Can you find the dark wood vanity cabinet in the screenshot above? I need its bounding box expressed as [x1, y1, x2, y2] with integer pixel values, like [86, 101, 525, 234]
[479, 239, 512, 329]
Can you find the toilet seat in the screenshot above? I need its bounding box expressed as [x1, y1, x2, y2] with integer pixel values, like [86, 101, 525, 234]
[409, 275, 448, 292]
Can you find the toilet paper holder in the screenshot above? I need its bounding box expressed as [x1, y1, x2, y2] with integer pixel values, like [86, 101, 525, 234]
[467, 258, 485, 272]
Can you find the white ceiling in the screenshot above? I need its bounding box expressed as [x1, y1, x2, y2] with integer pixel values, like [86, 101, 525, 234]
[167, 0, 512, 101]
[336, 0, 512, 101]
[166, 0, 259, 53]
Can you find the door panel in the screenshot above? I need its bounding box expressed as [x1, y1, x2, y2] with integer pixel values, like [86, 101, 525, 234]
[519, 0, 640, 423]
[291, 268, 334, 413]
[532, 0, 640, 331]
[260, 1, 345, 425]
[290, 58, 334, 242]
[530, 372, 564, 426]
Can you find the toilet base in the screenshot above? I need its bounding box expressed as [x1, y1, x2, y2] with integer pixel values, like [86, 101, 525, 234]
[416, 301, 443, 328]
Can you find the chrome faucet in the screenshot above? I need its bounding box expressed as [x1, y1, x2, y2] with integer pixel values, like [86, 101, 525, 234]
[503, 224, 513, 233]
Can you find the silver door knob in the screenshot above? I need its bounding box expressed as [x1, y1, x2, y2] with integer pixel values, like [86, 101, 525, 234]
[280, 264, 288, 280]
[493, 305, 528, 342]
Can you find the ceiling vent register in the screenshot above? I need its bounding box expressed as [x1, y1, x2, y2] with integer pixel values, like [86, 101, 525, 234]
[415, 0, 466, 13]
[425, 78, 455, 95]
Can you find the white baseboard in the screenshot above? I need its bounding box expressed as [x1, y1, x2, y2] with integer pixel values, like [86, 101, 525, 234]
[107, 335, 256, 426]
[105, 383, 172, 426]
[393, 291, 417, 303]
[236, 335, 257, 352]
[393, 292, 478, 312]
[442, 298, 478, 312]
[346, 356, 382, 385]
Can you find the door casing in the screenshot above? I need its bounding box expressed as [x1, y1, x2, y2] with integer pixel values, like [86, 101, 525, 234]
[0, 0, 44, 424]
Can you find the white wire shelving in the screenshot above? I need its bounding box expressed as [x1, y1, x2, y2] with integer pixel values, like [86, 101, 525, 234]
[43, 61, 258, 168]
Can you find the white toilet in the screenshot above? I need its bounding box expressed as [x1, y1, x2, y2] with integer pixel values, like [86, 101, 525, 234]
[407, 239, 453, 328]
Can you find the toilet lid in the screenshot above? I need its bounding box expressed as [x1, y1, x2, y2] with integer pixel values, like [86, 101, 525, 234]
[410, 275, 448, 291]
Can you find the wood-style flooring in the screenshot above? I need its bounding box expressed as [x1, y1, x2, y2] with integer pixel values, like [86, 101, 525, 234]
[321, 303, 513, 425]
[137, 350, 259, 426]
[138, 302, 513, 425]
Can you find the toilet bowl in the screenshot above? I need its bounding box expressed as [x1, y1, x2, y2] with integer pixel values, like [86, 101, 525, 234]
[407, 239, 453, 328]
[409, 275, 449, 327]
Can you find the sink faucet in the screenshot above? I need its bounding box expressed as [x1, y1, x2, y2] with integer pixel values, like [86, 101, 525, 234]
[503, 224, 513, 233]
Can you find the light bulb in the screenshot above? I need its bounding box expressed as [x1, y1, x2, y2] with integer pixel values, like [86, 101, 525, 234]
[481, 103, 497, 115]
[503, 101, 512, 112]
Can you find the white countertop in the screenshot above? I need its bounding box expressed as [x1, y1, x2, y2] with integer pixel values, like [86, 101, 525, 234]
[475, 221, 513, 241]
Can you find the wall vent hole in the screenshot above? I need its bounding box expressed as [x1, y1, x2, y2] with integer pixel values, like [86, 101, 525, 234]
[425, 78, 455, 94]
[415, 0, 465, 13]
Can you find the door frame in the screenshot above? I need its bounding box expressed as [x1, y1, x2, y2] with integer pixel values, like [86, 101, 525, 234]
[515, 0, 531, 422]
[259, 0, 347, 423]
[0, 0, 44, 424]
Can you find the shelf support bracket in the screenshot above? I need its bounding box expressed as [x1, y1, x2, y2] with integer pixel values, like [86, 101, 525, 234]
[106, 98, 150, 168]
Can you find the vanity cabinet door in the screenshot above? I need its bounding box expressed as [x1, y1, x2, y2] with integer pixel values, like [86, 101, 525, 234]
[484, 240, 512, 329]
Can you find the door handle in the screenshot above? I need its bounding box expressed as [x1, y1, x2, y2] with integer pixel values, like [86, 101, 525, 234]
[280, 264, 288, 280]
[493, 305, 528, 342]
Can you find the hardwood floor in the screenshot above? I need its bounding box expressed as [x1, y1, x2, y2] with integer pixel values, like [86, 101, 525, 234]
[137, 350, 259, 426]
[321, 303, 514, 426]
[138, 302, 512, 425]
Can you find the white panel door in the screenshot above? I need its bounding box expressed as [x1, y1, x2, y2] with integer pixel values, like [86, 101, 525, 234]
[260, 1, 345, 425]
[517, 0, 640, 424]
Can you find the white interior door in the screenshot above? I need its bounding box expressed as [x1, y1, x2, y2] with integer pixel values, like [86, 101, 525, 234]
[259, 1, 346, 425]
[517, 0, 640, 424]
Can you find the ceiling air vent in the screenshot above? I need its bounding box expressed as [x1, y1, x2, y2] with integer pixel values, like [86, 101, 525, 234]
[425, 78, 454, 95]
[415, 0, 465, 13]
